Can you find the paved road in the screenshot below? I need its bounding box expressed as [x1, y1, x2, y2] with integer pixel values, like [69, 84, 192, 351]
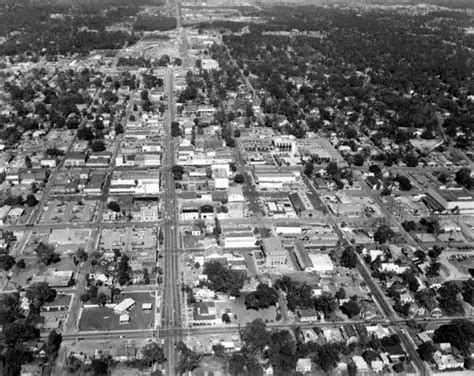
[160, 67, 182, 376]
[57, 315, 469, 342]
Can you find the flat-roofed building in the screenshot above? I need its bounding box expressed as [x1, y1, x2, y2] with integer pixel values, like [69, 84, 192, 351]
[262, 237, 288, 268]
[289, 191, 318, 219]
[293, 241, 313, 271]
[221, 225, 256, 248]
[424, 188, 474, 215]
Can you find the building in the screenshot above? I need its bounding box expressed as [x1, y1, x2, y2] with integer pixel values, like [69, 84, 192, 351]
[273, 136, 297, 156]
[293, 242, 313, 271]
[192, 301, 216, 326]
[296, 358, 312, 373]
[201, 59, 219, 70]
[221, 226, 256, 249]
[114, 298, 135, 315]
[289, 191, 318, 218]
[298, 309, 319, 322]
[261, 237, 288, 268]
[213, 168, 229, 190]
[424, 188, 474, 215]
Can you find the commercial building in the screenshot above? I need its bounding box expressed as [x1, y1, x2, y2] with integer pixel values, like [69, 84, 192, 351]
[289, 191, 318, 219]
[424, 188, 474, 215]
[262, 237, 289, 268]
[221, 225, 257, 248]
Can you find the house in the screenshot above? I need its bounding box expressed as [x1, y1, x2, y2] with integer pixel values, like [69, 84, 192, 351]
[371, 360, 384, 372]
[400, 292, 414, 304]
[352, 356, 369, 371]
[298, 309, 319, 322]
[296, 358, 312, 373]
[20, 364, 43, 376]
[367, 324, 391, 339]
[40, 158, 57, 168]
[343, 325, 359, 344]
[386, 344, 405, 361]
[64, 152, 87, 167]
[433, 351, 464, 370]
[192, 301, 216, 326]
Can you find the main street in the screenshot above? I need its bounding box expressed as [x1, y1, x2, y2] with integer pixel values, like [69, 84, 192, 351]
[160, 67, 182, 375]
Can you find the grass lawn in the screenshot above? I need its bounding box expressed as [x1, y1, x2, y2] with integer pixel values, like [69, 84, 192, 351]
[79, 292, 154, 331]
[214, 296, 278, 326]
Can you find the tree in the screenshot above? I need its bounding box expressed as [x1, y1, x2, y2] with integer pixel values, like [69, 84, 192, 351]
[0, 249, 15, 271]
[438, 281, 464, 315]
[140, 89, 149, 101]
[455, 167, 473, 189]
[25, 194, 38, 207]
[117, 255, 131, 286]
[241, 319, 270, 354]
[244, 284, 279, 310]
[374, 225, 395, 244]
[107, 201, 121, 212]
[143, 267, 150, 284]
[92, 140, 106, 152]
[395, 175, 412, 191]
[141, 342, 166, 366]
[314, 293, 337, 317]
[76, 247, 88, 262]
[3, 321, 40, 347]
[268, 330, 297, 374]
[352, 154, 365, 167]
[362, 349, 378, 363]
[0, 293, 23, 325]
[203, 261, 246, 296]
[90, 358, 109, 375]
[433, 319, 474, 352]
[340, 246, 357, 268]
[26, 282, 57, 308]
[428, 245, 443, 259]
[426, 261, 441, 277]
[335, 288, 346, 300]
[417, 342, 436, 362]
[97, 292, 107, 306]
[404, 153, 419, 167]
[171, 121, 182, 137]
[16, 258, 26, 269]
[340, 300, 361, 318]
[304, 162, 314, 177]
[326, 162, 339, 176]
[36, 243, 60, 265]
[234, 173, 245, 184]
[221, 313, 231, 323]
[77, 127, 94, 141]
[314, 343, 340, 372]
[347, 361, 358, 376]
[176, 342, 201, 374]
[461, 279, 474, 305]
[47, 329, 62, 356]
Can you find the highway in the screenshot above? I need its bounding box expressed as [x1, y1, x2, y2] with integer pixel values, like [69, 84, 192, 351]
[160, 67, 182, 375]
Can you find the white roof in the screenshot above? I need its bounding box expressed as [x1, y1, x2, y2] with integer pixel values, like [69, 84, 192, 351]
[142, 303, 153, 309]
[119, 314, 130, 322]
[308, 254, 334, 272]
[115, 298, 135, 313]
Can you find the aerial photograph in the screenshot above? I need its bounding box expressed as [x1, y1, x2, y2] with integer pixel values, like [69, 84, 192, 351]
[0, 0, 473, 375]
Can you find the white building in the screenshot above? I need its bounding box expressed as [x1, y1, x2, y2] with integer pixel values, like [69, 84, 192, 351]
[114, 298, 135, 315]
[201, 59, 219, 70]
